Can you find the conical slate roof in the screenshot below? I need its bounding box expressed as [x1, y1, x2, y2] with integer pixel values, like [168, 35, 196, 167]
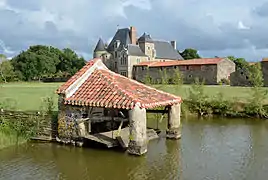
[138, 32, 153, 43]
[94, 38, 106, 52]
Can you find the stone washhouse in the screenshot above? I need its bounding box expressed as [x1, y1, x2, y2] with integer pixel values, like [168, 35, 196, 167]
[56, 58, 182, 156]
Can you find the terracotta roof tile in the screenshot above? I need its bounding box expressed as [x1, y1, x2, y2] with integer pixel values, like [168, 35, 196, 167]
[57, 59, 182, 109]
[56, 58, 101, 94]
[262, 58, 268, 62]
[135, 58, 225, 67]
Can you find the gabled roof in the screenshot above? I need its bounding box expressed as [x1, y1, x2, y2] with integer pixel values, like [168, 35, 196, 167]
[56, 58, 182, 109]
[94, 38, 106, 52]
[134, 58, 225, 67]
[138, 33, 154, 43]
[107, 28, 131, 51]
[127, 44, 147, 57]
[153, 40, 183, 60]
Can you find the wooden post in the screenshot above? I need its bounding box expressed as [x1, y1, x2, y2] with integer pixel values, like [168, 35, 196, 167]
[128, 104, 147, 156]
[166, 103, 181, 139]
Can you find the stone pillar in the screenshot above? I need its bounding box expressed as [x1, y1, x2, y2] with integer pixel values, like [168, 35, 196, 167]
[128, 104, 147, 156]
[166, 103, 181, 139]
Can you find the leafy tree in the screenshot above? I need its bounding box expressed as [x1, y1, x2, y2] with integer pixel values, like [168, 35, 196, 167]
[11, 45, 86, 81]
[227, 56, 249, 70]
[0, 54, 16, 82]
[179, 48, 201, 60]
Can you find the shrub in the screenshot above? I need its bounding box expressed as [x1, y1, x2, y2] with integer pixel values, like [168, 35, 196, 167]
[219, 78, 230, 85]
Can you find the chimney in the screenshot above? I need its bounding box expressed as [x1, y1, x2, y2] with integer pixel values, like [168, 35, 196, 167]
[130, 26, 137, 45]
[170, 40, 176, 50]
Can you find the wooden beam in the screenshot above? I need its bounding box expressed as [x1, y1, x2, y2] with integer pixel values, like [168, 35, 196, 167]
[146, 109, 168, 114]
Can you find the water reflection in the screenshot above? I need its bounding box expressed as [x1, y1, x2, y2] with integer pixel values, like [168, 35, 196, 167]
[1, 118, 268, 180]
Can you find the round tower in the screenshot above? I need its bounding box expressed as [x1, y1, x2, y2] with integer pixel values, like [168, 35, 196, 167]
[93, 38, 107, 58]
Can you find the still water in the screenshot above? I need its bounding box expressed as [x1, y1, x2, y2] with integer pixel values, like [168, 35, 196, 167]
[1, 117, 268, 180]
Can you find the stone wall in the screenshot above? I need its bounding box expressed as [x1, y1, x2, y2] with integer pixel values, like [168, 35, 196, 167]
[133, 64, 218, 85]
[133, 58, 235, 85]
[0, 110, 56, 139]
[230, 69, 252, 87]
[262, 61, 268, 87]
[217, 58, 236, 82]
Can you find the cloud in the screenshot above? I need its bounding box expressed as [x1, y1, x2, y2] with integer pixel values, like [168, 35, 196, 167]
[0, 0, 268, 61]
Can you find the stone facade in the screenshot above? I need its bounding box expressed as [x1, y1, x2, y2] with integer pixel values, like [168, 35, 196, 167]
[132, 58, 235, 85]
[93, 26, 183, 79]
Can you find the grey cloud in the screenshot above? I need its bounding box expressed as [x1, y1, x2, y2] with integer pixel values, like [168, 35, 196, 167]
[1, 0, 268, 61]
[253, 2, 268, 17]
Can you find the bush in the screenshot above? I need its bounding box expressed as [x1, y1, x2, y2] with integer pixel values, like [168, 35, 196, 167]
[219, 78, 230, 85]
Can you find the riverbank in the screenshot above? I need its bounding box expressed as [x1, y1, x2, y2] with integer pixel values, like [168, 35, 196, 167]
[0, 131, 27, 150]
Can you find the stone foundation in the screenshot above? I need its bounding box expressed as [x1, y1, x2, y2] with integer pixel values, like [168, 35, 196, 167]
[166, 128, 181, 139]
[127, 140, 147, 155]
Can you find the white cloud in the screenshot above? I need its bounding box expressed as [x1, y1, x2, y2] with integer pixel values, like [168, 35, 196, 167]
[238, 21, 250, 30]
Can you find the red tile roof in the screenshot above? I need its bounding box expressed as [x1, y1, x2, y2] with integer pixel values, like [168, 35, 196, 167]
[135, 58, 225, 67]
[57, 58, 101, 94]
[56, 59, 182, 109]
[262, 58, 268, 62]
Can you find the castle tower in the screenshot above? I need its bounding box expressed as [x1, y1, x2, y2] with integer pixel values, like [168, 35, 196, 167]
[137, 33, 155, 60]
[93, 38, 107, 58]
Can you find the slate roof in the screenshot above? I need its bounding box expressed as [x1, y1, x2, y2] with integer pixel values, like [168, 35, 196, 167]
[138, 33, 154, 43]
[56, 58, 182, 109]
[127, 44, 147, 57]
[134, 58, 225, 67]
[106, 27, 183, 60]
[153, 40, 183, 60]
[107, 28, 131, 51]
[94, 38, 106, 52]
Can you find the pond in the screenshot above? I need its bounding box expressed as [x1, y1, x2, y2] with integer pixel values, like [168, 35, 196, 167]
[1, 117, 268, 180]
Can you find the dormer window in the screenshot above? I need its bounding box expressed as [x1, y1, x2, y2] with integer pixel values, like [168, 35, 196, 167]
[114, 40, 120, 49]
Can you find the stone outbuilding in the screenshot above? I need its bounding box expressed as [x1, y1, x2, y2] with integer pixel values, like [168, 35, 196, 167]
[56, 58, 182, 156]
[133, 57, 235, 85]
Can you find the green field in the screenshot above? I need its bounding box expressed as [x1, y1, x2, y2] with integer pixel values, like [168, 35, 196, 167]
[0, 82, 268, 111]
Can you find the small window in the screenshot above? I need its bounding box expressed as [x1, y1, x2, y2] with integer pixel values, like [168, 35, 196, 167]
[174, 66, 177, 69]
[189, 74, 192, 78]
[241, 72, 244, 75]
[120, 71, 127, 77]
[186, 66, 190, 70]
[246, 76, 249, 80]
[115, 51, 118, 58]
[142, 67, 145, 71]
[121, 57, 127, 65]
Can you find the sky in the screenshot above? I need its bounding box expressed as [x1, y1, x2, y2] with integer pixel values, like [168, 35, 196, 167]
[0, 0, 268, 61]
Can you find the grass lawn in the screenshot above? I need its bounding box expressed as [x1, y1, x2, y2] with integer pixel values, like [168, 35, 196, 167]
[0, 82, 268, 111]
[0, 82, 63, 111]
[154, 84, 268, 102]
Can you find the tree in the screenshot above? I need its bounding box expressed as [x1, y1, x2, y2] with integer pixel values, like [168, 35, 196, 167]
[179, 48, 201, 60]
[11, 45, 86, 81]
[227, 56, 249, 70]
[0, 54, 16, 83]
